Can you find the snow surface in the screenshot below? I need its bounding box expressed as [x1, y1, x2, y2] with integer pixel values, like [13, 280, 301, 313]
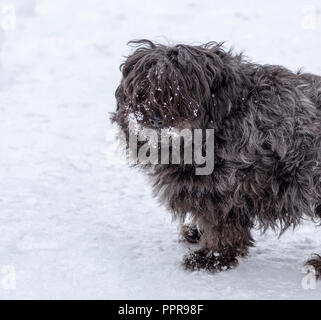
[0, 0, 321, 299]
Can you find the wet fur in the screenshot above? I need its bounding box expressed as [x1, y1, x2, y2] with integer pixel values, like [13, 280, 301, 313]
[111, 40, 321, 275]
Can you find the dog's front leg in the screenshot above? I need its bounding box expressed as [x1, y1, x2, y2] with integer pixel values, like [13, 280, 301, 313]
[183, 213, 254, 273]
[180, 223, 203, 244]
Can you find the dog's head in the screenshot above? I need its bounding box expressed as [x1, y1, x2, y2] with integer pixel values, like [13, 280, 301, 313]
[111, 40, 237, 135]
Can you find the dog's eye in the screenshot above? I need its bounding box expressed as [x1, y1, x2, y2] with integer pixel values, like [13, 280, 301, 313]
[136, 92, 146, 103]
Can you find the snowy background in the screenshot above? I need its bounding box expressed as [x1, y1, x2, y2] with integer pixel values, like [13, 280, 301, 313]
[0, 0, 321, 299]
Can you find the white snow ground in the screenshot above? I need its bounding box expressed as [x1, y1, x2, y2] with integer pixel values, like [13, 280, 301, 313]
[0, 0, 321, 299]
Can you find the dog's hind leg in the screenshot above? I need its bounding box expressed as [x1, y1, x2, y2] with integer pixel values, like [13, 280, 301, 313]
[304, 205, 321, 279]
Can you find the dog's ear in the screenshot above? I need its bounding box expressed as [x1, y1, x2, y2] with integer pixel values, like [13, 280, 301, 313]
[205, 62, 240, 126]
[199, 43, 241, 126]
[206, 88, 233, 127]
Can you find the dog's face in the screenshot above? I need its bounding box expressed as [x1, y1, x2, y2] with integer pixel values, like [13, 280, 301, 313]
[111, 40, 228, 136]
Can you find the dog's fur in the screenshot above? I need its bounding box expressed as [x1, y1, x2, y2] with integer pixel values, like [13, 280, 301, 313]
[111, 40, 321, 274]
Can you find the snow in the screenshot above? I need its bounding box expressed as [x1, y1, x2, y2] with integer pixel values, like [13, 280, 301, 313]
[0, 0, 321, 299]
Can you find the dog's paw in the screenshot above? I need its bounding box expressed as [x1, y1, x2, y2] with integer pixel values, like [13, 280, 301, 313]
[182, 249, 238, 273]
[180, 224, 202, 244]
[305, 254, 321, 279]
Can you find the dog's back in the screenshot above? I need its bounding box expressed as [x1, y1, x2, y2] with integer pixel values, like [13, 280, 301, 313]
[297, 72, 321, 109]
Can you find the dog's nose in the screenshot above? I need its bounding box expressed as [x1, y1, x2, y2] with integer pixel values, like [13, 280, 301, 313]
[149, 116, 164, 128]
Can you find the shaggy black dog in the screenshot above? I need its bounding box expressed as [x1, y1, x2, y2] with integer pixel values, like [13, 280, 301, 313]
[111, 40, 321, 276]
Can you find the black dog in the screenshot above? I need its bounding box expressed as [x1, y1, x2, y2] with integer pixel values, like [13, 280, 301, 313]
[111, 40, 321, 276]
